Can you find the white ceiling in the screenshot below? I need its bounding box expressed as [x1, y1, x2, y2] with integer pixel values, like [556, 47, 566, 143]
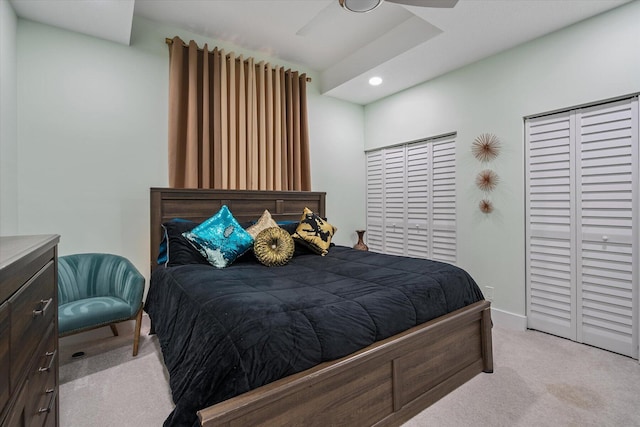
[9, 0, 632, 105]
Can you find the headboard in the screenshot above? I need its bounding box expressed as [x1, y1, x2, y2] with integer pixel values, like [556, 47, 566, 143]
[150, 188, 326, 272]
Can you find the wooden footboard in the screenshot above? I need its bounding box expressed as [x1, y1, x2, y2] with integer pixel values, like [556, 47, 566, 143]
[198, 300, 492, 427]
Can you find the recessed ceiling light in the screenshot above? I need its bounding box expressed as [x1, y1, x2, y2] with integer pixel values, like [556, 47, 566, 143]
[369, 76, 383, 86]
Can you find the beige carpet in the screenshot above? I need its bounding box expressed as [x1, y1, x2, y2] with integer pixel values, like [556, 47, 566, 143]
[59, 316, 640, 426]
[405, 326, 640, 427]
[59, 316, 174, 426]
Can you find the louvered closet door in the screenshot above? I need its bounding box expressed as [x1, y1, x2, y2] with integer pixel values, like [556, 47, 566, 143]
[431, 137, 457, 263]
[366, 151, 384, 252]
[526, 96, 638, 358]
[577, 98, 638, 358]
[383, 147, 407, 256]
[406, 142, 430, 258]
[526, 112, 577, 340]
[365, 134, 457, 261]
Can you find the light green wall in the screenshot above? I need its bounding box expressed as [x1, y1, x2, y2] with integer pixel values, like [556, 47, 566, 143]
[17, 3, 636, 322]
[1, 0, 18, 235]
[15, 16, 365, 278]
[364, 1, 640, 322]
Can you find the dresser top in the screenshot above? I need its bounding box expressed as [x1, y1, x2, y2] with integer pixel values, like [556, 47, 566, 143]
[0, 235, 60, 272]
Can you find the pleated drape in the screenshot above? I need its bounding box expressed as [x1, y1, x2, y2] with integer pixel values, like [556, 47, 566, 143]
[167, 37, 311, 191]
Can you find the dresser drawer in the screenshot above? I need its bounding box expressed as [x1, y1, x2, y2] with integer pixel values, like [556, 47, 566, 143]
[9, 260, 55, 391]
[0, 301, 9, 417]
[30, 326, 58, 427]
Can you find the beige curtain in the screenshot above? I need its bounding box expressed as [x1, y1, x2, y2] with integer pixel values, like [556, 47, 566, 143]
[167, 37, 311, 190]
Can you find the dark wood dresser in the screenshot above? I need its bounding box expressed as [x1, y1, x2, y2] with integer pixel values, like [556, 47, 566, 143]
[0, 235, 60, 427]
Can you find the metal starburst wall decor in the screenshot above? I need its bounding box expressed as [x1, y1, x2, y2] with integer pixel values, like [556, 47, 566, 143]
[479, 199, 494, 214]
[475, 169, 499, 192]
[472, 133, 501, 163]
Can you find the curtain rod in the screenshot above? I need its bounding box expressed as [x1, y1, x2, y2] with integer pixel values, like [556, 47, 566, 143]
[165, 38, 312, 82]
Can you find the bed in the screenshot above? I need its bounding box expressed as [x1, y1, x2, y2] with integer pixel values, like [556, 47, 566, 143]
[147, 187, 493, 427]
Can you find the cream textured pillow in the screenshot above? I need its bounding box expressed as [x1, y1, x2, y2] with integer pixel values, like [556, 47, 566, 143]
[246, 210, 279, 239]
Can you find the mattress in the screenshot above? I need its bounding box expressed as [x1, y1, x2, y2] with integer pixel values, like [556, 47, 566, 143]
[145, 246, 484, 426]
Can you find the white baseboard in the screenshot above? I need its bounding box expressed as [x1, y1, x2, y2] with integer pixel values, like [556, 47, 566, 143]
[489, 306, 527, 331]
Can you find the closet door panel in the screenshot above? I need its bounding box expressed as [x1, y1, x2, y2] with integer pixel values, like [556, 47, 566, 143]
[526, 112, 576, 340]
[431, 138, 456, 263]
[406, 142, 430, 258]
[577, 98, 637, 358]
[366, 151, 384, 252]
[383, 147, 407, 256]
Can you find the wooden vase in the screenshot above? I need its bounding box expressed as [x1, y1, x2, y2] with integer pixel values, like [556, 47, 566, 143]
[354, 230, 368, 251]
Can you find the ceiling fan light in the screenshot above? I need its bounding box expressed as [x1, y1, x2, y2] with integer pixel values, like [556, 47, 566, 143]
[339, 0, 383, 13]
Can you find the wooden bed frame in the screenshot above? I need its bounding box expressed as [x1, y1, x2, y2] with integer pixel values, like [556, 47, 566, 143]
[149, 187, 493, 427]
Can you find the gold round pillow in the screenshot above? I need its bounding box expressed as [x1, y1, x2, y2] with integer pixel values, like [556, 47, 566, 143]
[254, 226, 295, 267]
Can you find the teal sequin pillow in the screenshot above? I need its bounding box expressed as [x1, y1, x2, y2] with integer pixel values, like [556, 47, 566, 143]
[182, 205, 254, 268]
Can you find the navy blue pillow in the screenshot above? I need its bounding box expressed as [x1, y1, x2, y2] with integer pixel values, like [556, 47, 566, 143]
[278, 221, 299, 235]
[161, 220, 209, 267]
[157, 218, 194, 264]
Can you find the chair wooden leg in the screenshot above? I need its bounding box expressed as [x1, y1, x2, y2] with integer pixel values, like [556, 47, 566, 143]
[132, 308, 143, 357]
[110, 324, 119, 336]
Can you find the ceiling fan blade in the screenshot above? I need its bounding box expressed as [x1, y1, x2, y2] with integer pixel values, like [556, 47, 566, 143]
[386, 0, 459, 8]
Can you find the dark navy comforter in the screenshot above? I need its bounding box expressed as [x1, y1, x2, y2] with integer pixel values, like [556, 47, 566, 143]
[145, 246, 484, 426]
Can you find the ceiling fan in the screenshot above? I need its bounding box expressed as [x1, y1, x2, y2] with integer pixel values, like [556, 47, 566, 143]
[297, 0, 458, 36]
[339, 0, 458, 13]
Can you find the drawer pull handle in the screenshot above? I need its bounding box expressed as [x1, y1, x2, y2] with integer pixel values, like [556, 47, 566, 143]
[39, 350, 56, 373]
[38, 388, 57, 415]
[32, 298, 53, 318]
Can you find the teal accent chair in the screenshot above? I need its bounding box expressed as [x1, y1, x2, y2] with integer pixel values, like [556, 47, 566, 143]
[58, 253, 145, 356]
